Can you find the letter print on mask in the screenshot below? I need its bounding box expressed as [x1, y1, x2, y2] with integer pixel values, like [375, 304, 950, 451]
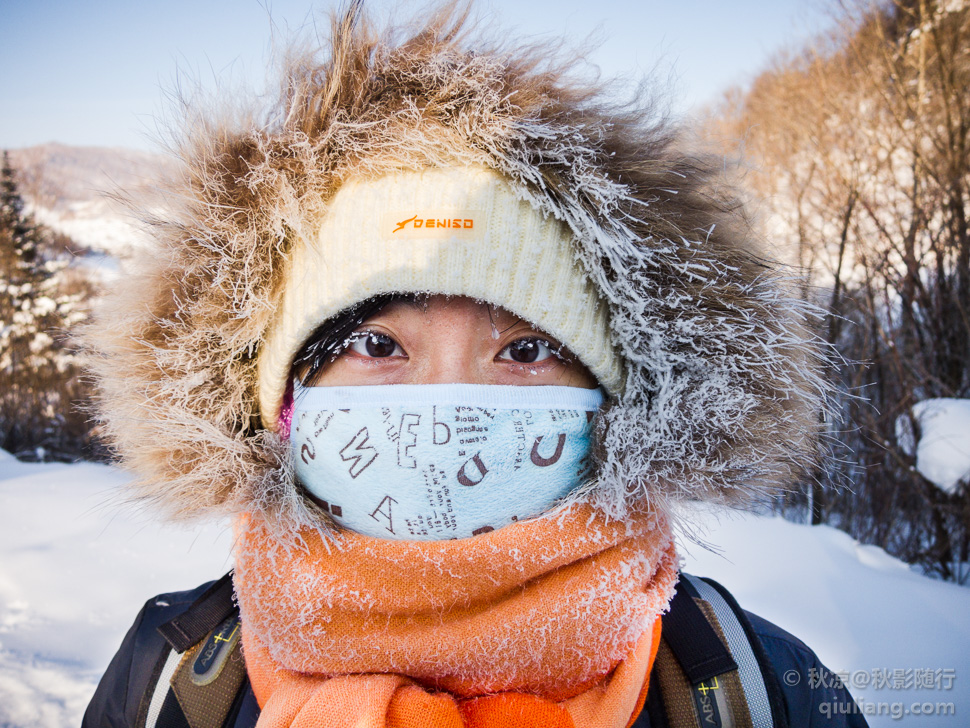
[291, 383, 604, 540]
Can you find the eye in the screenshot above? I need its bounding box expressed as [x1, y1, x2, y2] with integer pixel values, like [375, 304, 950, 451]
[498, 337, 557, 364]
[347, 332, 404, 358]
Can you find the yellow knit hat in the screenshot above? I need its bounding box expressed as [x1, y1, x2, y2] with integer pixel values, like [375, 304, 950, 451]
[257, 166, 622, 429]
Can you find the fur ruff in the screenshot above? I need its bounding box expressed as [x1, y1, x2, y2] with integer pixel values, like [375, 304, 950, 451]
[85, 1, 830, 536]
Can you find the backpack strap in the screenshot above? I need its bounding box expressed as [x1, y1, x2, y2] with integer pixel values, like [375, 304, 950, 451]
[157, 572, 238, 652]
[141, 648, 189, 728]
[644, 573, 790, 728]
[139, 572, 247, 728]
[685, 576, 790, 728]
[662, 579, 738, 683]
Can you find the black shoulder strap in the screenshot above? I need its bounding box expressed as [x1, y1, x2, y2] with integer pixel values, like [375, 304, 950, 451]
[644, 573, 790, 728]
[139, 572, 245, 728]
[663, 580, 738, 683]
[158, 572, 237, 652]
[646, 574, 742, 728]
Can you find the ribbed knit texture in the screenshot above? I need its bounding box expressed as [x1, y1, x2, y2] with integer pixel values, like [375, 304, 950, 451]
[258, 167, 621, 428]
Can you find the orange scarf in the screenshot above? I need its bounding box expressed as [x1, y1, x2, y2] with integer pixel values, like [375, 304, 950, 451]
[233, 502, 677, 728]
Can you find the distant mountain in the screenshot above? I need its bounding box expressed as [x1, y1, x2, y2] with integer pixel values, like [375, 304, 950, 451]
[9, 143, 172, 256]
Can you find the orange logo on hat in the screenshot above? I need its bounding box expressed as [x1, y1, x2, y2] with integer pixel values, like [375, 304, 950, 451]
[393, 215, 474, 233]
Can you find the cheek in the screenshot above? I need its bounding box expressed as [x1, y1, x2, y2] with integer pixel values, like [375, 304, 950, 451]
[566, 363, 600, 389]
[306, 356, 409, 387]
[304, 359, 349, 386]
[491, 358, 600, 389]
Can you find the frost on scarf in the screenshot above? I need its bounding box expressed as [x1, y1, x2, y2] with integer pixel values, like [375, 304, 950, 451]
[232, 501, 678, 699]
[84, 2, 830, 535]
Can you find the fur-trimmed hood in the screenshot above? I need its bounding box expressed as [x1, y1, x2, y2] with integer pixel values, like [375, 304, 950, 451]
[86, 1, 828, 534]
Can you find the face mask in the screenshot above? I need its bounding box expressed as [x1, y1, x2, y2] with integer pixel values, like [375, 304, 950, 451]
[290, 383, 604, 540]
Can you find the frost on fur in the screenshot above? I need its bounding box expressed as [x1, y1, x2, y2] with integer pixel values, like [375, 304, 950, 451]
[84, 1, 830, 536]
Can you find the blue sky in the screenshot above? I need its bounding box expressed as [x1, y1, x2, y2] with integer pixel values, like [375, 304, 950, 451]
[0, 0, 833, 151]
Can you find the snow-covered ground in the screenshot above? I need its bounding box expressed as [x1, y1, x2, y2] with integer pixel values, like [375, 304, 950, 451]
[1, 454, 967, 727]
[0, 454, 232, 728]
[680, 506, 969, 726]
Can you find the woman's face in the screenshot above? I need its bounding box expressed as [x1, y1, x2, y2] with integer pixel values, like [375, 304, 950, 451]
[304, 295, 598, 389]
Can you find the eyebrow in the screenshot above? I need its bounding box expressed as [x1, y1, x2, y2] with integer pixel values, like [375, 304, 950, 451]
[378, 296, 528, 335]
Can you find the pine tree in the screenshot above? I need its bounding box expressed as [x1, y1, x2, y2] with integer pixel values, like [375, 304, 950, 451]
[0, 151, 89, 459]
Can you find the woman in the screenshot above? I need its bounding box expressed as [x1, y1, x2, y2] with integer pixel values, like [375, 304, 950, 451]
[83, 3, 866, 727]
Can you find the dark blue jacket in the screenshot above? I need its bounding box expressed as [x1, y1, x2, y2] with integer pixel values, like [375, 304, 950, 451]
[82, 577, 868, 728]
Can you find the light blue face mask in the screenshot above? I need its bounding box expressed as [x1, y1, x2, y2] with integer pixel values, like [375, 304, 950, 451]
[290, 383, 604, 540]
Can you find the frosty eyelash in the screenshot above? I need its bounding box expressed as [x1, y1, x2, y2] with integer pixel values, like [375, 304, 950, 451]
[497, 337, 571, 365]
[344, 330, 405, 359]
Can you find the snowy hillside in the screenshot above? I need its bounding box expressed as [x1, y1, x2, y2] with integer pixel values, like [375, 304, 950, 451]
[9, 143, 170, 257]
[1, 455, 967, 727]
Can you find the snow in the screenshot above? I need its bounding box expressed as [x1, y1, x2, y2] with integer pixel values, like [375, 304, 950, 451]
[897, 398, 970, 494]
[31, 201, 150, 259]
[1, 457, 968, 727]
[680, 505, 970, 726]
[0, 458, 232, 728]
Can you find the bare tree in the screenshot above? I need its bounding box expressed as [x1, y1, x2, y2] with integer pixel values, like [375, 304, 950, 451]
[706, 0, 970, 580]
